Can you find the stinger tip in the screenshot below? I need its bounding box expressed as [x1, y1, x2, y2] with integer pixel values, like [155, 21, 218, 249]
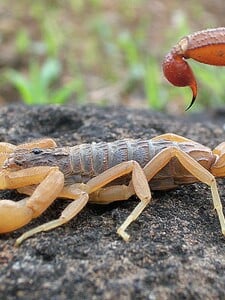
[185, 95, 196, 111]
[185, 81, 197, 111]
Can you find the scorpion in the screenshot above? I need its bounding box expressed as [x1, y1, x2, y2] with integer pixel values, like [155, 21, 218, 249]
[162, 27, 225, 109]
[0, 133, 225, 246]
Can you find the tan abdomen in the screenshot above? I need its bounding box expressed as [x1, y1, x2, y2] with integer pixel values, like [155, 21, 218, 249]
[69, 139, 215, 190]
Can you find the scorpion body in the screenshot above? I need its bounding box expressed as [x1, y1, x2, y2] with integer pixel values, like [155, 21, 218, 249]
[8, 139, 215, 190]
[0, 133, 225, 245]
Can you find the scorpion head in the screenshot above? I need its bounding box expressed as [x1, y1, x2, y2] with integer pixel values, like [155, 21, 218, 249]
[3, 147, 70, 172]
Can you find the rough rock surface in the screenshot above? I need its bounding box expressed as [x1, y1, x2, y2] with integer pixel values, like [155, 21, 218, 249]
[0, 104, 225, 300]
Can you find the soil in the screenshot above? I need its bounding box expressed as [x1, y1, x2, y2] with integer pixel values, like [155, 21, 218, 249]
[0, 104, 225, 300]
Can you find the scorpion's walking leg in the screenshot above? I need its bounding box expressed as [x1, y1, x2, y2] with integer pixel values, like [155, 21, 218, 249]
[15, 186, 89, 246]
[86, 160, 151, 241]
[15, 138, 57, 149]
[94, 146, 225, 240]
[17, 160, 150, 244]
[142, 147, 225, 236]
[151, 133, 193, 143]
[0, 143, 16, 166]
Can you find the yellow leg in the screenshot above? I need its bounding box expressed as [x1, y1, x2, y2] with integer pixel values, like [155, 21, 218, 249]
[85, 160, 151, 241]
[90, 185, 134, 204]
[142, 146, 225, 236]
[91, 146, 225, 240]
[16, 138, 57, 150]
[0, 143, 16, 166]
[151, 133, 193, 143]
[15, 186, 89, 246]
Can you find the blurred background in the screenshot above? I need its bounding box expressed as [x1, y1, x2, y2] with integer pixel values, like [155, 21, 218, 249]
[0, 0, 225, 114]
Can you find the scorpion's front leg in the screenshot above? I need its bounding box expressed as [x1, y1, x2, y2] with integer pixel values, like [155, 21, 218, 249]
[15, 185, 89, 246]
[0, 166, 64, 234]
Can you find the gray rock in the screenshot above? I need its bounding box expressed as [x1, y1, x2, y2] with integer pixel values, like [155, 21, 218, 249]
[0, 104, 225, 300]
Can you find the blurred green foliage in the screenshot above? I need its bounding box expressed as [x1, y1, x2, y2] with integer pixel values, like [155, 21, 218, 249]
[1, 1, 224, 111]
[6, 58, 86, 105]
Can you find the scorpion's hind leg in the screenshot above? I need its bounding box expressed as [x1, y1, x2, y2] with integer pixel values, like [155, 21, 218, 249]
[85, 161, 151, 241]
[143, 146, 225, 237]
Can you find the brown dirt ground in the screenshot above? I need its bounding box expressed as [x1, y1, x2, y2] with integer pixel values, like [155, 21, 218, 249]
[0, 104, 225, 300]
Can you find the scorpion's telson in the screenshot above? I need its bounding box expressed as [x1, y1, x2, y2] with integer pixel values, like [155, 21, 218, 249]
[162, 27, 225, 109]
[0, 133, 225, 246]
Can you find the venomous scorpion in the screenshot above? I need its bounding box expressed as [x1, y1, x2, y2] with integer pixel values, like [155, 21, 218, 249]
[162, 27, 225, 109]
[0, 133, 225, 246]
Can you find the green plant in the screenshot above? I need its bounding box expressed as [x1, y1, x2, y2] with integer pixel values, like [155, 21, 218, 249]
[15, 29, 31, 54]
[117, 31, 168, 110]
[144, 58, 167, 110]
[118, 31, 144, 81]
[6, 58, 86, 105]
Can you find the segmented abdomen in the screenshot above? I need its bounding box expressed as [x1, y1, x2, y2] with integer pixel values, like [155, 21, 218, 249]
[68, 138, 214, 190]
[69, 139, 157, 183]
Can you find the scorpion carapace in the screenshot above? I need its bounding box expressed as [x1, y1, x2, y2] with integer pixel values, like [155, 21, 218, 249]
[162, 27, 225, 110]
[0, 134, 225, 246]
